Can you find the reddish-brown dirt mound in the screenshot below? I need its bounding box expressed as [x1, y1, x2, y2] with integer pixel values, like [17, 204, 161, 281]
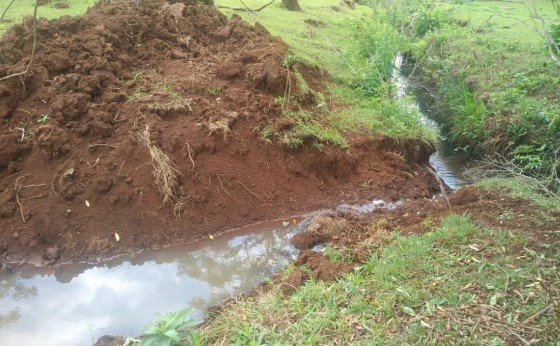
[0, 0, 438, 266]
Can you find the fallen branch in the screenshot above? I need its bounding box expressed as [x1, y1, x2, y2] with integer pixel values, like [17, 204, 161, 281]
[217, 0, 275, 13]
[523, 303, 554, 324]
[0, 0, 39, 82]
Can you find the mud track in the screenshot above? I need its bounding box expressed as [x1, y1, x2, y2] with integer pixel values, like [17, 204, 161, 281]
[0, 0, 438, 266]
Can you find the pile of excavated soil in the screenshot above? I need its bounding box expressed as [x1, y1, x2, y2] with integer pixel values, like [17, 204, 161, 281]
[0, 0, 438, 267]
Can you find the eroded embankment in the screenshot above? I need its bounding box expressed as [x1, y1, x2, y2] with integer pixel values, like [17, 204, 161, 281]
[283, 186, 560, 287]
[0, 0, 438, 267]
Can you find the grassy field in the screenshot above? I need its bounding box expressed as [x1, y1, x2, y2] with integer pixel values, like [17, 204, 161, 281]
[0, 0, 95, 34]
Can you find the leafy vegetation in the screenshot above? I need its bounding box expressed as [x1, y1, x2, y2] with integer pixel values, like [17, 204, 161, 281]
[125, 308, 202, 346]
[408, 0, 560, 192]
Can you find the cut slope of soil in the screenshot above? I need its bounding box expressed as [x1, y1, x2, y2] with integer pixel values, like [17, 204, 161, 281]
[0, 0, 437, 266]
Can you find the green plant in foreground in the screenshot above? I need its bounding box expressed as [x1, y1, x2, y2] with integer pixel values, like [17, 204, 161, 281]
[37, 114, 50, 124]
[205, 86, 223, 96]
[138, 308, 201, 346]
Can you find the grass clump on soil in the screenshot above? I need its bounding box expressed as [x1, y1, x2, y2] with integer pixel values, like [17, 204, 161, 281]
[137, 125, 184, 215]
[216, 0, 438, 145]
[200, 213, 560, 345]
[476, 177, 560, 212]
[125, 71, 193, 115]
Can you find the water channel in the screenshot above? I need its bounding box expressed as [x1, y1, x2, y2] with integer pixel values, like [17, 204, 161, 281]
[393, 53, 467, 189]
[0, 56, 467, 346]
[0, 220, 304, 346]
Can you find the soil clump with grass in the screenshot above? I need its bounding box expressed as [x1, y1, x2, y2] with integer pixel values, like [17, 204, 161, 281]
[0, 0, 438, 267]
[285, 186, 560, 286]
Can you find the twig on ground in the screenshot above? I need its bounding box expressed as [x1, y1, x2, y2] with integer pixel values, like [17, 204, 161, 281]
[21, 194, 47, 201]
[88, 143, 117, 149]
[217, 175, 232, 196]
[523, 303, 554, 324]
[185, 141, 195, 169]
[14, 174, 30, 223]
[326, 36, 356, 74]
[158, 227, 170, 239]
[237, 180, 263, 200]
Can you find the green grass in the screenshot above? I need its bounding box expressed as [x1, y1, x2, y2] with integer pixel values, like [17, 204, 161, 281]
[201, 214, 560, 344]
[217, 0, 437, 144]
[0, 0, 95, 34]
[477, 177, 560, 212]
[414, 0, 560, 187]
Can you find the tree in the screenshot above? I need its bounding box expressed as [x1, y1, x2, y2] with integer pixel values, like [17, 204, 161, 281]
[282, 0, 301, 11]
[528, 0, 560, 67]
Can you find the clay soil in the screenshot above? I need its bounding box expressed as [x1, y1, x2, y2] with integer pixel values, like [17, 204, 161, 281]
[0, 0, 438, 267]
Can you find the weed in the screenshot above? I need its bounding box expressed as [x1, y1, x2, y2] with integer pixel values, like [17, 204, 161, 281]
[323, 245, 354, 263]
[205, 86, 223, 96]
[37, 114, 50, 124]
[259, 125, 275, 145]
[139, 308, 201, 346]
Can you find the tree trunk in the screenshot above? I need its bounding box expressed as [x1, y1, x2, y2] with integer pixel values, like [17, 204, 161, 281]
[282, 0, 301, 11]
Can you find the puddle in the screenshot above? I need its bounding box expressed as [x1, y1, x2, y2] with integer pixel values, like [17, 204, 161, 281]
[335, 199, 402, 214]
[0, 220, 305, 346]
[393, 53, 467, 189]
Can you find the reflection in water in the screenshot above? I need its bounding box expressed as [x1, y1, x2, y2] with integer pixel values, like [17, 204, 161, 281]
[0, 221, 303, 346]
[393, 53, 466, 189]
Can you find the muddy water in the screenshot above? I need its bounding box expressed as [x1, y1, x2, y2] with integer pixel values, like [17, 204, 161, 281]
[393, 53, 467, 189]
[0, 220, 305, 346]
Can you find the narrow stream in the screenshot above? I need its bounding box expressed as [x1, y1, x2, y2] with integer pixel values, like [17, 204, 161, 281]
[393, 53, 467, 189]
[0, 220, 305, 346]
